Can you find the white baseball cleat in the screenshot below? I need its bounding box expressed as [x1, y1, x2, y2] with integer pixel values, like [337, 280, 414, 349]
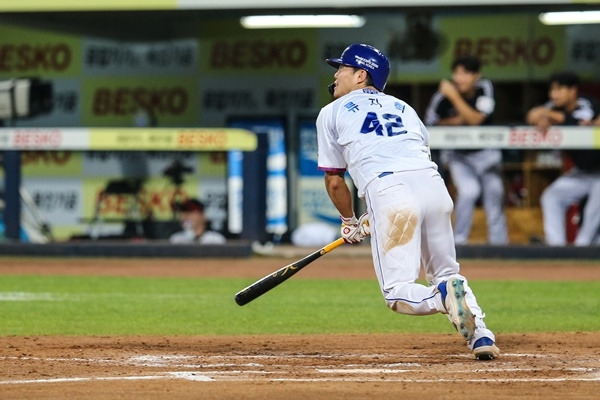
[440, 278, 476, 342]
[472, 337, 500, 360]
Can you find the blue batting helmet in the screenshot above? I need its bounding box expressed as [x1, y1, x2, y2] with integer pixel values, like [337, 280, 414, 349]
[326, 44, 390, 91]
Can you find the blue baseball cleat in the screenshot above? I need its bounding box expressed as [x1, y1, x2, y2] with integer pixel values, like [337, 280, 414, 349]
[439, 278, 476, 342]
[472, 337, 500, 360]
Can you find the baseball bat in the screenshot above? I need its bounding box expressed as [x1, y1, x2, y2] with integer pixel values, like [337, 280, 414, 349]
[234, 237, 346, 306]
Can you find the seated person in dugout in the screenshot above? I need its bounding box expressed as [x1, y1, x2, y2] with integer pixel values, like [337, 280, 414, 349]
[425, 55, 508, 245]
[526, 71, 600, 246]
[169, 198, 227, 245]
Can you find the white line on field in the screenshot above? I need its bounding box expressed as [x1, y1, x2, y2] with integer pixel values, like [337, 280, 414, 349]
[316, 367, 594, 374]
[0, 291, 198, 302]
[0, 372, 213, 385]
[2, 372, 600, 385]
[2, 352, 598, 386]
[269, 377, 600, 383]
[0, 292, 68, 301]
[1, 356, 120, 364]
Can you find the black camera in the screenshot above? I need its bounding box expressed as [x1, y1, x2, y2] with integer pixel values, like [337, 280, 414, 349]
[0, 78, 53, 120]
[163, 159, 193, 185]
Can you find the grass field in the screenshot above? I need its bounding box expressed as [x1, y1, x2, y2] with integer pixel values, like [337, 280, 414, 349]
[1, 275, 599, 336]
[1, 257, 599, 400]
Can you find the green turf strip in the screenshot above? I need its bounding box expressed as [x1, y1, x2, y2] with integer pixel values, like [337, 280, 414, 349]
[0, 275, 598, 336]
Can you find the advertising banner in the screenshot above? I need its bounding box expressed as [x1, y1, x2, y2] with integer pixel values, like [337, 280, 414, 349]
[81, 77, 199, 126]
[0, 24, 82, 78]
[198, 75, 317, 127]
[566, 24, 600, 79]
[21, 150, 82, 176]
[201, 30, 318, 75]
[0, 128, 257, 151]
[82, 38, 198, 76]
[438, 13, 566, 80]
[21, 177, 83, 238]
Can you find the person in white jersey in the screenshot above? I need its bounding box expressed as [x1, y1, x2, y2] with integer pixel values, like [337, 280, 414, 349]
[169, 199, 227, 245]
[317, 43, 499, 360]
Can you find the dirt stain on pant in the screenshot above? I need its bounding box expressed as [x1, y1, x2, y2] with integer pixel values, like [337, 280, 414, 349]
[391, 300, 416, 314]
[384, 209, 418, 253]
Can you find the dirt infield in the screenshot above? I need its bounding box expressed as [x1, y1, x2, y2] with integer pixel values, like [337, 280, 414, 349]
[1, 255, 599, 399]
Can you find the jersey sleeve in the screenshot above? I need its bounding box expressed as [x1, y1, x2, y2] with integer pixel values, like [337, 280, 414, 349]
[424, 91, 444, 125]
[572, 97, 598, 122]
[419, 119, 431, 147]
[316, 104, 347, 171]
[475, 79, 496, 116]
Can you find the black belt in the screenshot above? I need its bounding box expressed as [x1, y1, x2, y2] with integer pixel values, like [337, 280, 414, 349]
[378, 171, 393, 178]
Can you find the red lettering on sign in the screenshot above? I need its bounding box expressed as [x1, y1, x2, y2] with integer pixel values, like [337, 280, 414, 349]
[92, 87, 188, 116]
[0, 43, 71, 72]
[147, 190, 175, 214]
[12, 129, 62, 148]
[176, 131, 228, 148]
[496, 37, 511, 66]
[21, 151, 72, 166]
[98, 194, 132, 215]
[210, 40, 307, 69]
[454, 36, 555, 66]
[509, 127, 563, 147]
[96, 187, 198, 217]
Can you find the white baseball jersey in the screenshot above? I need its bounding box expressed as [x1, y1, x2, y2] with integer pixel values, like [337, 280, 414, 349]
[317, 88, 437, 198]
[169, 230, 226, 245]
[316, 87, 496, 350]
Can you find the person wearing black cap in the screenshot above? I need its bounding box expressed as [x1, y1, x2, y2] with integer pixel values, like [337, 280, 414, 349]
[169, 199, 226, 245]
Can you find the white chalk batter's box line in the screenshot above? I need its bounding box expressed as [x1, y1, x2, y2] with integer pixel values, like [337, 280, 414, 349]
[0, 291, 196, 301]
[0, 352, 558, 363]
[0, 353, 572, 372]
[1, 353, 595, 369]
[2, 372, 600, 385]
[1, 353, 599, 385]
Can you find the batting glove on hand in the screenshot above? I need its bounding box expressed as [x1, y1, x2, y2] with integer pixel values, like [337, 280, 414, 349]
[341, 213, 369, 244]
[358, 212, 370, 237]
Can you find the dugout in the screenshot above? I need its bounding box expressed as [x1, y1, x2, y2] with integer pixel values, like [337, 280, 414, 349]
[1, 1, 599, 253]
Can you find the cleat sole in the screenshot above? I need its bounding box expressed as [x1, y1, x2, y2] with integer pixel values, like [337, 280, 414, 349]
[473, 344, 500, 360]
[445, 278, 476, 342]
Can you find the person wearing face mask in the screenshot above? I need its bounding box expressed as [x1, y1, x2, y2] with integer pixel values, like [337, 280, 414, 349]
[425, 55, 508, 246]
[169, 198, 226, 245]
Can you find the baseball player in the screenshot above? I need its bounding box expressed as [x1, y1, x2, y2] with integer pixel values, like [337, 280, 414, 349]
[527, 71, 600, 246]
[425, 56, 508, 245]
[317, 43, 499, 360]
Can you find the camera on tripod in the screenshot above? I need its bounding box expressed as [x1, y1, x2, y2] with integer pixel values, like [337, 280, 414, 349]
[0, 78, 53, 120]
[163, 159, 193, 186]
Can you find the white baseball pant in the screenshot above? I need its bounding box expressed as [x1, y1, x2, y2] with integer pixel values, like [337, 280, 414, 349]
[363, 168, 495, 348]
